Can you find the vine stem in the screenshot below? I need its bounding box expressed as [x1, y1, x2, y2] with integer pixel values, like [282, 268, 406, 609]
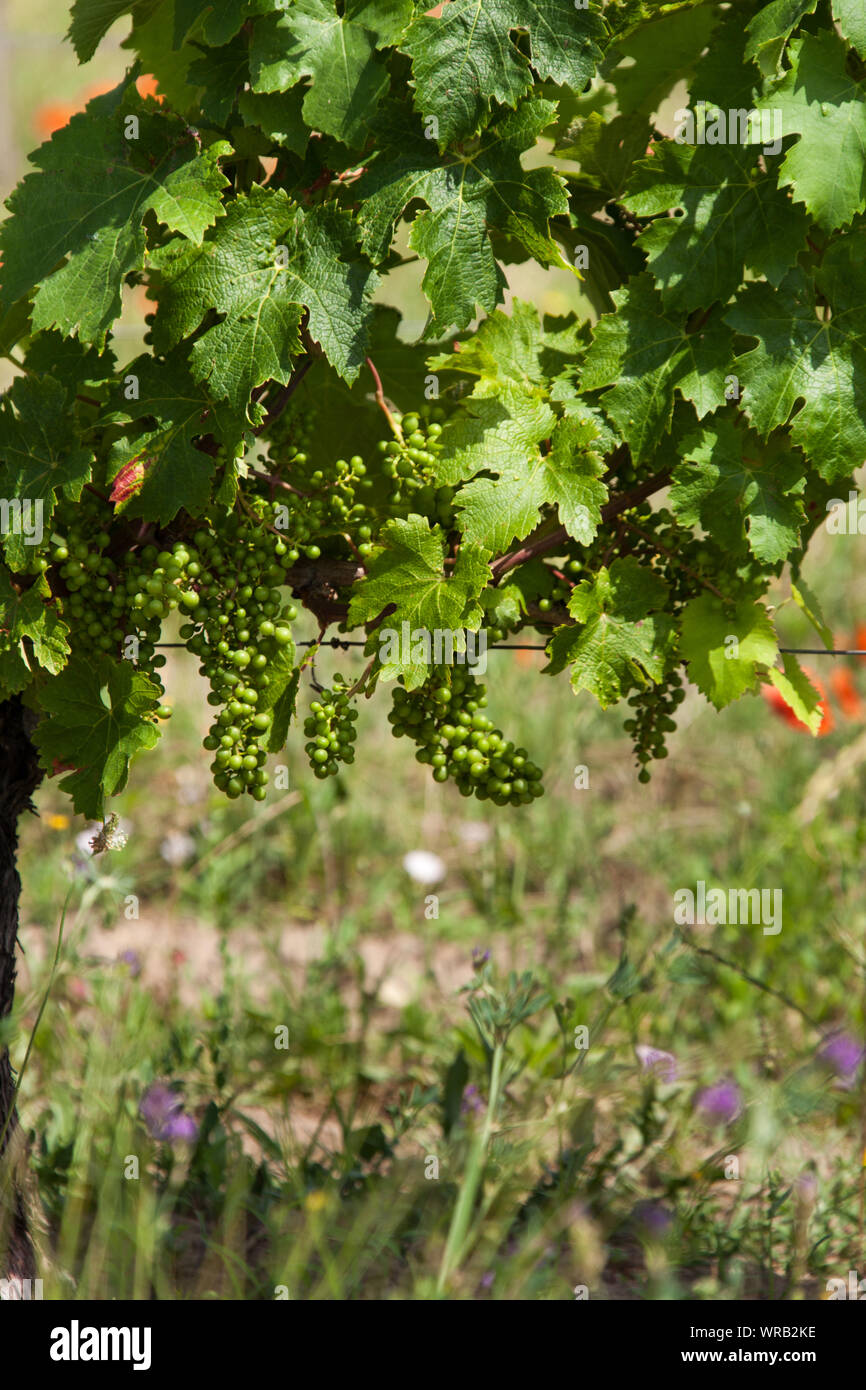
[436, 1040, 505, 1294]
[366, 356, 404, 445]
[253, 355, 315, 436]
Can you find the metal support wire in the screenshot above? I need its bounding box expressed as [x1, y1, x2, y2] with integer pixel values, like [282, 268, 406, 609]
[154, 641, 866, 655]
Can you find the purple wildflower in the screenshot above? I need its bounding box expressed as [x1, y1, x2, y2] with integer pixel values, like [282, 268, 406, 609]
[695, 1079, 741, 1125]
[818, 1033, 864, 1086]
[117, 949, 141, 978]
[472, 947, 490, 970]
[635, 1044, 678, 1083]
[140, 1084, 198, 1142]
[161, 1112, 199, 1142]
[634, 1201, 673, 1238]
[461, 1084, 485, 1115]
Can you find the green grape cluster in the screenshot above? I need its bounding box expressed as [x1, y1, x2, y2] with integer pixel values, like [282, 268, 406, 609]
[623, 669, 686, 781]
[181, 512, 299, 800]
[388, 669, 543, 805]
[303, 676, 359, 778]
[264, 403, 456, 558]
[374, 408, 454, 528]
[52, 495, 169, 700]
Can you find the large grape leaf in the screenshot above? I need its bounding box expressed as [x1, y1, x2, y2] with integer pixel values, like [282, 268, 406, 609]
[724, 248, 866, 482]
[545, 558, 674, 707]
[34, 655, 162, 819]
[580, 275, 735, 461]
[0, 376, 93, 570]
[0, 86, 231, 346]
[453, 414, 608, 552]
[670, 418, 806, 564]
[358, 99, 569, 335]
[744, 0, 817, 78]
[249, 0, 392, 147]
[679, 595, 777, 708]
[433, 384, 556, 488]
[427, 299, 583, 397]
[399, 0, 605, 148]
[753, 31, 866, 231]
[150, 187, 378, 414]
[102, 352, 246, 523]
[623, 140, 809, 313]
[347, 514, 491, 688]
[0, 571, 70, 696]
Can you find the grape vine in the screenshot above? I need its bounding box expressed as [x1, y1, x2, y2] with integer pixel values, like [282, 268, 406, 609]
[0, 0, 856, 823]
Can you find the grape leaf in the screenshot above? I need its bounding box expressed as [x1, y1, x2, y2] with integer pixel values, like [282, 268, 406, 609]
[744, 0, 817, 78]
[399, 0, 605, 148]
[0, 86, 231, 346]
[679, 594, 777, 708]
[0, 572, 70, 696]
[545, 557, 675, 707]
[347, 514, 492, 687]
[790, 573, 833, 650]
[671, 418, 806, 564]
[765, 653, 823, 734]
[174, 0, 274, 49]
[580, 275, 735, 461]
[833, 0, 866, 57]
[433, 384, 556, 488]
[0, 376, 93, 570]
[753, 31, 866, 231]
[594, 5, 720, 120]
[33, 655, 162, 819]
[103, 352, 246, 523]
[427, 299, 583, 398]
[358, 99, 569, 335]
[555, 113, 652, 201]
[151, 187, 378, 414]
[453, 413, 608, 551]
[23, 333, 116, 403]
[250, 0, 390, 147]
[67, 0, 144, 61]
[624, 140, 809, 314]
[724, 248, 866, 482]
[237, 89, 309, 158]
[188, 36, 250, 126]
[119, 2, 202, 113]
[266, 667, 301, 754]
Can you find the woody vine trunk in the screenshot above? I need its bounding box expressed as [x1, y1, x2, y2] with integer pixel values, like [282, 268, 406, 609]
[0, 697, 41, 1279]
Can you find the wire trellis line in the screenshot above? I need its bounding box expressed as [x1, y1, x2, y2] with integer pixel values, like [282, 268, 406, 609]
[152, 642, 866, 655]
